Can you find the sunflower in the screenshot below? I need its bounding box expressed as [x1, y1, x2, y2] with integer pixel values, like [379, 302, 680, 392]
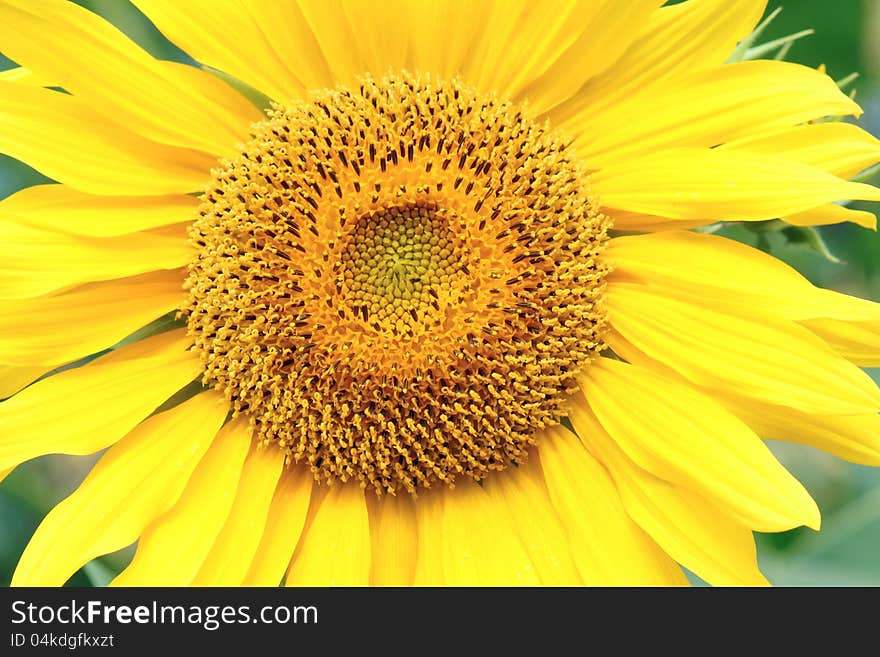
[1, 0, 880, 587]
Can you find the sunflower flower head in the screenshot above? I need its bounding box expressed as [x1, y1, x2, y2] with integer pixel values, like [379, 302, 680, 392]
[186, 72, 608, 493]
[1, 0, 880, 588]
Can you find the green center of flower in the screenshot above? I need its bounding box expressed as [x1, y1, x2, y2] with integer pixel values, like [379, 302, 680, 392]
[342, 203, 467, 335]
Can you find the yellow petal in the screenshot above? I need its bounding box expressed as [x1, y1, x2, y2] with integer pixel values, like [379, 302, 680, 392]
[0, 184, 199, 236]
[725, 397, 880, 467]
[593, 148, 880, 222]
[457, 0, 535, 90]
[285, 0, 370, 86]
[297, 0, 424, 85]
[412, 491, 445, 586]
[609, 211, 709, 232]
[0, 220, 190, 298]
[111, 417, 251, 586]
[613, 205, 876, 231]
[369, 492, 418, 586]
[242, 467, 313, 586]
[811, 291, 880, 323]
[537, 425, 687, 585]
[554, 0, 767, 124]
[804, 317, 880, 367]
[605, 282, 880, 415]
[434, 480, 540, 586]
[783, 204, 877, 230]
[0, 66, 54, 86]
[0, 466, 11, 483]
[0, 0, 260, 156]
[0, 269, 184, 367]
[606, 231, 880, 320]
[483, 457, 583, 585]
[12, 391, 228, 586]
[0, 80, 214, 195]
[298, 0, 592, 99]
[131, 0, 308, 102]
[290, 0, 494, 89]
[608, 231, 807, 303]
[615, 327, 880, 466]
[0, 363, 51, 399]
[244, 0, 335, 93]
[578, 358, 820, 532]
[722, 122, 880, 179]
[0, 329, 199, 473]
[576, 61, 861, 167]
[191, 442, 286, 586]
[411, 0, 647, 103]
[569, 398, 768, 586]
[514, 0, 664, 115]
[286, 483, 371, 586]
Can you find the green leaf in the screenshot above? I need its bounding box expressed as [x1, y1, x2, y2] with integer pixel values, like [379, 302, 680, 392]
[151, 378, 211, 415]
[850, 163, 880, 184]
[835, 71, 860, 92]
[728, 7, 783, 63]
[203, 65, 273, 114]
[82, 559, 115, 587]
[740, 220, 844, 263]
[780, 225, 843, 264]
[774, 40, 794, 61]
[113, 312, 183, 350]
[744, 219, 788, 234]
[742, 29, 815, 61]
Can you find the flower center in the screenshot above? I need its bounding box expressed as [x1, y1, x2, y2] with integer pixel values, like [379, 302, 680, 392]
[342, 203, 466, 336]
[184, 72, 609, 494]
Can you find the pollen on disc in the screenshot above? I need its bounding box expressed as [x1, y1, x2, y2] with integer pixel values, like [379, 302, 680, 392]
[183, 72, 610, 494]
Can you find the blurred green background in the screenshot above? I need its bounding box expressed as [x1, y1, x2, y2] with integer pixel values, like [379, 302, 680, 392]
[1, 0, 879, 586]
